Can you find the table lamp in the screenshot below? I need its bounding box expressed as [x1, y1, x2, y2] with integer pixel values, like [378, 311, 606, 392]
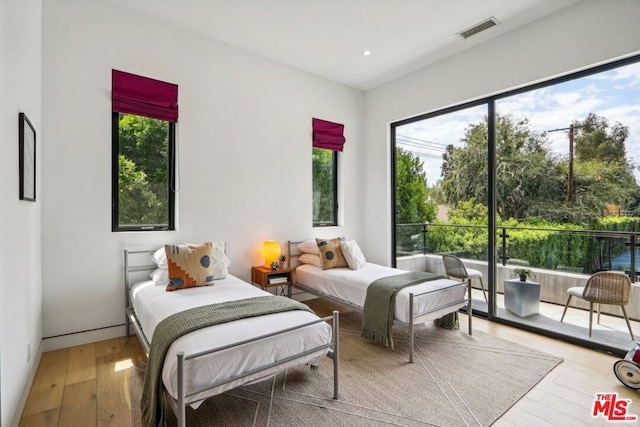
[260, 240, 281, 268]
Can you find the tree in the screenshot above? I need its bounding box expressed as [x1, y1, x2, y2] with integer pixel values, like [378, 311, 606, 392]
[440, 115, 557, 221]
[118, 155, 165, 225]
[118, 114, 169, 187]
[395, 147, 437, 224]
[395, 147, 437, 253]
[574, 113, 628, 163]
[312, 148, 335, 224]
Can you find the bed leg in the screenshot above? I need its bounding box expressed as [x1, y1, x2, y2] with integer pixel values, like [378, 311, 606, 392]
[467, 279, 473, 335]
[409, 293, 414, 363]
[177, 352, 186, 427]
[332, 310, 339, 400]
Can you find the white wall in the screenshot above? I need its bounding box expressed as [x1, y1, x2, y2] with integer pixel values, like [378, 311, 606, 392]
[0, 0, 43, 424]
[40, 0, 364, 349]
[363, 0, 640, 265]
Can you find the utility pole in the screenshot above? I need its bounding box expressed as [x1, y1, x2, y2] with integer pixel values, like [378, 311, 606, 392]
[546, 124, 583, 203]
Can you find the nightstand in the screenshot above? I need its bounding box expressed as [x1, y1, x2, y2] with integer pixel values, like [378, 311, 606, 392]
[251, 266, 294, 298]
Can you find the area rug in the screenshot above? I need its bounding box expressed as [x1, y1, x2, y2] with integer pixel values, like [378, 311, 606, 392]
[130, 312, 562, 426]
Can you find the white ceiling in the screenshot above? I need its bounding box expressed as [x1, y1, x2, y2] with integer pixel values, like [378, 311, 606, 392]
[99, 0, 580, 90]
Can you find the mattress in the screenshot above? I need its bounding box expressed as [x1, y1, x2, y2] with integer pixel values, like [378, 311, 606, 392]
[131, 274, 332, 405]
[295, 263, 467, 323]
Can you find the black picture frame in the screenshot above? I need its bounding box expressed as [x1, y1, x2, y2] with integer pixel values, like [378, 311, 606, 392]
[19, 112, 36, 202]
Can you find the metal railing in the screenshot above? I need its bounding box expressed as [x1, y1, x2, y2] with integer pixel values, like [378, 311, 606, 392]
[396, 222, 640, 282]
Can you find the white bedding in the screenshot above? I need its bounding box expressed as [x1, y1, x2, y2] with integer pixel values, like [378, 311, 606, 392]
[131, 274, 332, 405]
[295, 263, 467, 323]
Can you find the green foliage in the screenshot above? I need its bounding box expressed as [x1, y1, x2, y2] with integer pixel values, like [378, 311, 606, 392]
[395, 147, 438, 252]
[437, 113, 637, 225]
[118, 114, 169, 186]
[117, 114, 169, 226]
[118, 155, 166, 226]
[512, 268, 535, 279]
[312, 148, 336, 224]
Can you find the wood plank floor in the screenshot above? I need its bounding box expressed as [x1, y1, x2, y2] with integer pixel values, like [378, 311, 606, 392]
[19, 299, 640, 426]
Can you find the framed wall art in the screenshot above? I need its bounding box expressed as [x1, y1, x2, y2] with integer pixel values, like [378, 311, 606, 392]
[19, 112, 36, 202]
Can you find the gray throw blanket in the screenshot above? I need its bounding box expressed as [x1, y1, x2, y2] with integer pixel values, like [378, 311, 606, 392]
[141, 295, 313, 427]
[361, 272, 446, 349]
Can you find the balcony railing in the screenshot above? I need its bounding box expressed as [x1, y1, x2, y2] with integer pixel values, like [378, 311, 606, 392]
[396, 222, 640, 282]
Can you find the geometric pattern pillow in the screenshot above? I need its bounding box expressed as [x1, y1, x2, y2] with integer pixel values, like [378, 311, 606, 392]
[340, 240, 367, 270]
[315, 237, 348, 270]
[165, 242, 215, 291]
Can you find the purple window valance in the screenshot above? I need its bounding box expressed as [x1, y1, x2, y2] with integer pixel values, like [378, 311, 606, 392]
[112, 69, 178, 123]
[312, 118, 345, 152]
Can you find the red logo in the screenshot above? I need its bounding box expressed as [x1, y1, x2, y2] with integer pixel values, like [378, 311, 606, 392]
[592, 393, 637, 422]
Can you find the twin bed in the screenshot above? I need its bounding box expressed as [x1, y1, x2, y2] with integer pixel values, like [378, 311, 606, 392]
[125, 240, 471, 425]
[124, 248, 339, 427]
[289, 240, 472, 363]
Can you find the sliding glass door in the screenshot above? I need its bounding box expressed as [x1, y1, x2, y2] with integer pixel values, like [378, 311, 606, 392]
[392, 54, 640, 355]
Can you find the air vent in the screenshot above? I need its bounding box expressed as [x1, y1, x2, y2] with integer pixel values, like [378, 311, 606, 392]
[456, 17, 500, 39]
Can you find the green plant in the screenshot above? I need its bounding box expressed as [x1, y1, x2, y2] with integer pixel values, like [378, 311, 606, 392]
[278, 253, 287, 262]
[512, 268, 535, 280]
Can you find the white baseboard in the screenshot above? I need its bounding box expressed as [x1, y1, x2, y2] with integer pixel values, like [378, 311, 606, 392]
[42, 325, 127, 352]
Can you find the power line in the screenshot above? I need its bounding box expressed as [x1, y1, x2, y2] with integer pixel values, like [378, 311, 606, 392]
[396, 134, 448, 148]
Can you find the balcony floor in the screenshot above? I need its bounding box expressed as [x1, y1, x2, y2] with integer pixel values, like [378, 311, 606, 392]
[470, 289, 639, 353]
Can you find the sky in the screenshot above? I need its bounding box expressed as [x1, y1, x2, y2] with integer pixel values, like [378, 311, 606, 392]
[396, 60, 640, 186]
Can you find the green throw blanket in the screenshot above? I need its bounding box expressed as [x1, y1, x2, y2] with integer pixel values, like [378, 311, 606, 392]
[361, 272, 446, 349]
[141, 295, 313, 427]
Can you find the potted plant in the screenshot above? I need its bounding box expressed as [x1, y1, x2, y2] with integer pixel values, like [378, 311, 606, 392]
[513, 268, 534, 282]
[277, 253, 287, 269]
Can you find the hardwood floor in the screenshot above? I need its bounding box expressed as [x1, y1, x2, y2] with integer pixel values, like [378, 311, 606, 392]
[19, 299, 640, 426]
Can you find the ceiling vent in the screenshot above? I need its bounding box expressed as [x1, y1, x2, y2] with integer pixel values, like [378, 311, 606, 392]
[456, 17, 500, 39]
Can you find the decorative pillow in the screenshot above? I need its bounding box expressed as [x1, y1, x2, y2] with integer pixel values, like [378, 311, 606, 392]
[165, 242, 216, 291]
[149, 268, 169, 286]
[298, 240, 320, 255]
[209, 241, 231, 280]
[298, 253, 323, 268]
[341, 240, 367, 270]
[315, 237, 348, 270]
[151, 247, 168, 269]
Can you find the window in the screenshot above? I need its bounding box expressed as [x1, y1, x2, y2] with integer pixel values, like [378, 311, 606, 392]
[311, 117, 344, 227]
[111, 69, 178, 232]
[112, 113, 175, 231]
[312, 147, 338, 226]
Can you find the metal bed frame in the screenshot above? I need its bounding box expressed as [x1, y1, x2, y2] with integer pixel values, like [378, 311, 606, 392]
[288, 241, 471, 363]
[124, 249, 340, 427]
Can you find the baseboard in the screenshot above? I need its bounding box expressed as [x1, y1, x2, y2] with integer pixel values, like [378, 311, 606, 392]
[42, 325, 127, 352]
[11, 342, 43, 427]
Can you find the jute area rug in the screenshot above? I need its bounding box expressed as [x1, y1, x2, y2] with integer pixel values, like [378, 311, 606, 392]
[130, 312, 562, 426]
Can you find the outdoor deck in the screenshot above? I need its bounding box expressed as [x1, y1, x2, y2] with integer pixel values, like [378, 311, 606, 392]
[470, 289, 639, 352]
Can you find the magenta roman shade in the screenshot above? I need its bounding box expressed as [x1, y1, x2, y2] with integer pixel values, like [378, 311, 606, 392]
[312, 117, 345, 152]
[112, 69, 178, 122]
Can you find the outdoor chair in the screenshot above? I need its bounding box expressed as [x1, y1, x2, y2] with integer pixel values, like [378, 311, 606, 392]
[442, 254, 487, 301]
[560, 271, 634, 340]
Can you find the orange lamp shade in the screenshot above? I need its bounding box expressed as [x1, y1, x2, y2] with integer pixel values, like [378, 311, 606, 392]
[260, 240, 281, 268]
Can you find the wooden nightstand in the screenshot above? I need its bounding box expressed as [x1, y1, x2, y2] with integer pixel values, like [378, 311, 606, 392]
[251, 266, 294, 298]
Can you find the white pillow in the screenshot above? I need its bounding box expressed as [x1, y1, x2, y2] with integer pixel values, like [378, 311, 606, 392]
[340, 240, 367, 270]
[210, 241, 231, 279]
[298, 240, 320, 255]
[151, 247, 168, 269]
[298, 253, 322, 268]
[149, 268, 169, 286]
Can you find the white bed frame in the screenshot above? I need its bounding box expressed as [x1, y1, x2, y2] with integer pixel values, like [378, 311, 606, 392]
[123, 249, 340, 427]
[288, 241, 471, 363]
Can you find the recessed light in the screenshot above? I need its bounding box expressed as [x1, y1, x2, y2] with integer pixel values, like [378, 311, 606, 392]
[362, 50, 372, 56]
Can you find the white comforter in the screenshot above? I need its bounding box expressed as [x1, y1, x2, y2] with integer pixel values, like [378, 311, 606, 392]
[131, 274, 332, 405]
[295, 263, 467, 323]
